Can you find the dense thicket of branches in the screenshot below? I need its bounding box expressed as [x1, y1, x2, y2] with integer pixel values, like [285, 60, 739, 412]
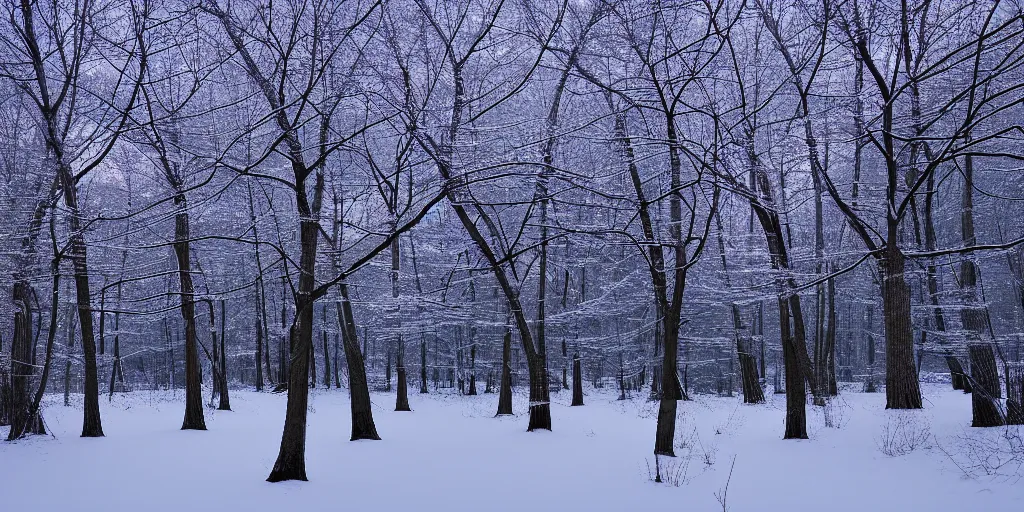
[3, 0, 1024, 481]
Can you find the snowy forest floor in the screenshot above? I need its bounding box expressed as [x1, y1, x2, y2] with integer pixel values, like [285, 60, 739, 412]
[2, 383, 1022, 511]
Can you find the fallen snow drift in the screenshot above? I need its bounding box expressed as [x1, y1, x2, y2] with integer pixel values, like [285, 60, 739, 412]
[1, 384, 1021, 511]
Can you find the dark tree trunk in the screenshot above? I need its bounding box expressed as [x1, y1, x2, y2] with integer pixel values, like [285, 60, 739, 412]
[267, 170, 323, 481]
[467, 344, 477, 396]
[562, 339, 569, 390]
[7, 281, 36, 440]
[654, 309, 682, 455]
[255, 318, 264, 391]
[174, 195, 206, 431]
[496, 328, 513, 416]
[337, 291, 381, 441]
[322, 311, 331, 388]
[309, 332, 317, 388]
[738, 345, 764, 404]
[571, 352, 583, 406]
[419, 341, 428, 393]
[60, 164, 103, 437]
[780, 297, 808, 439]
[395, 339, 410, 411]
[22, 262, 62, 438]
[880, 246, 923, 409]
[969, 344, 1004, 427]
[218, 300, 230, 411]
[959, 151, 1003, 426]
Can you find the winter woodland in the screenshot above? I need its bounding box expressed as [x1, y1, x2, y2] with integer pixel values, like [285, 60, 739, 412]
[1, 0, 1024, 509]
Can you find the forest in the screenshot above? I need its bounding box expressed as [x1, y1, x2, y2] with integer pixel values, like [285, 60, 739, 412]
[1, 0, 1023, 509]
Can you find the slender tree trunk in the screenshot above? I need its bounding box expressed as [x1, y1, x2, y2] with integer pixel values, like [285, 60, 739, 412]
[58, 163, 104, 437]
[218, 300, 230, 411]
[781, 296, 807, 439]
[960, 151, 1003, 426]
[322, 307, 331, 389]
[467, 344, 477, 396]
[396, 336, 410, 411]
[64, 305, 77, 406]
[174, 194, 206, 431]
[21, 255, 62, 438]
[419, 340, 428, 394]
[256, 317, 264, 391]
[333, 333, 341, 389]
[716, 212, 764, 404]
[496, 325, 513, 416]
[336, 291, 381, 440]
[571, 352, 583, 406]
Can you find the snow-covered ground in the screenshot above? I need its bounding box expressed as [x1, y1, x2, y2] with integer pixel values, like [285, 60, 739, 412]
[2, 384, 1021, 511]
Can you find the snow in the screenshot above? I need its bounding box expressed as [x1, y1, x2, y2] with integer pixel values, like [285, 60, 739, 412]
[1, 384, 1021, 511]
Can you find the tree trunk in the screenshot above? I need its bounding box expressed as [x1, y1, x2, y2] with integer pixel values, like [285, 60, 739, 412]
[496, 327, 513, 416]
[880, 246, 923, 409]
[395, 338, 410, 411]
[174, 195, 206, 431]
[467, 344, 477, 396]
[58, 164, 104, 437]
[218, 300, 230, 411]
[322, 309, 331, 388]
[864, 302, 877, 393]
[256, 318, 264, 391]
[419, 341, 428, 394]
[267, 173, 322, 481]
[337, 291, 381, 441]
[7, 281, 35, 440]
[959, 150, 1003, 426]
[654, 308, 682, 455]
[571, 352, 583, 406]
[781, 297, 808, 439]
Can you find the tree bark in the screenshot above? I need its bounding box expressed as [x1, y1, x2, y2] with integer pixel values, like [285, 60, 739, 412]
[7, 281, 36, 440]
[880, 246, 923, 409]
[571, 352, 583, 406]
[174, 194, 206, 431]
[496, 326, 513, 416]
[337, 292, 381, 441]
